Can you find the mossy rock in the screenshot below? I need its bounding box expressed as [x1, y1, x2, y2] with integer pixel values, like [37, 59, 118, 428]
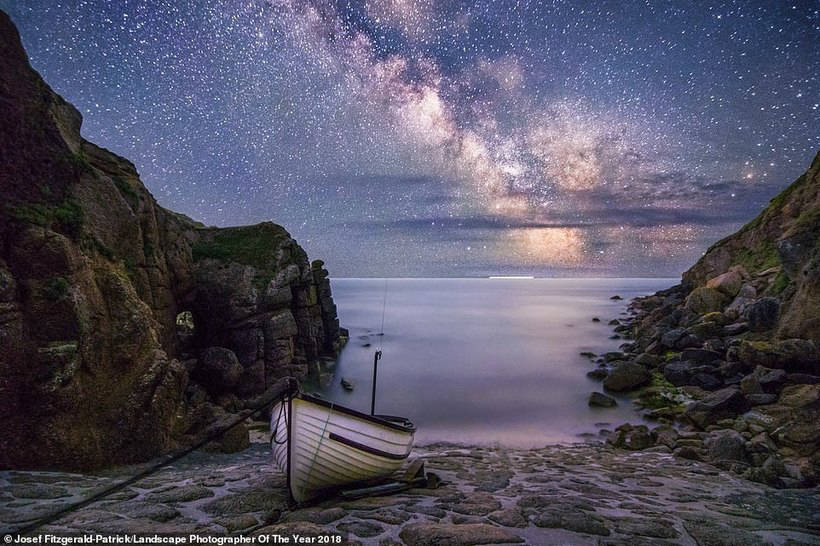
[192, 223, 295, 289]
[688, 321, 722, 340]
[733, 241, 780, 274]
[11, 198, 84, 238]
[684, 287, 728, 315]
[636, 371, 686, 414]
[701, 312, 729, 326]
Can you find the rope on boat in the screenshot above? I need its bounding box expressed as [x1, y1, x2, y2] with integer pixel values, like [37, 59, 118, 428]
[271, 395, 289, 446]
[13, 377, 296, 536]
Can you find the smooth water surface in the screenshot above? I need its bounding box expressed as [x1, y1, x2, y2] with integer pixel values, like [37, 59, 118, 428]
[315, 278, 675, 447]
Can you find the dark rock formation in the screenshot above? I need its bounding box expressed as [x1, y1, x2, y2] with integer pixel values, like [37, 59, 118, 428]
[0, 11, 342, 470]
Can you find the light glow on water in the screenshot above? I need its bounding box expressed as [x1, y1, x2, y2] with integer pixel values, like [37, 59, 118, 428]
[317, 278, 675, 447]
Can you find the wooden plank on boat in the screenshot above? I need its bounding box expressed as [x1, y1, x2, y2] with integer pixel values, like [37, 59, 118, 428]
[340, 476, 427, 499]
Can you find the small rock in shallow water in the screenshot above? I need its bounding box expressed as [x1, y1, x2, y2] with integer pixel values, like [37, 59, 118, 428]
[603, 362, 650, 392]
[589, 392, 617, 408]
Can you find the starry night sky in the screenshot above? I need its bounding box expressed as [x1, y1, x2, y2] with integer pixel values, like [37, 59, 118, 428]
[2, 1, 817, 277]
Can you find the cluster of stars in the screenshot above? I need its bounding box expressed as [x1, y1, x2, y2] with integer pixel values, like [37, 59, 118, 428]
[3, 0, 817, 276]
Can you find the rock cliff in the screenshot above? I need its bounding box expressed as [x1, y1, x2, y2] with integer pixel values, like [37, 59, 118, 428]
[586, 152, 820, 487]
[683, 152, 820, 340]
[0, 11, 342, 470]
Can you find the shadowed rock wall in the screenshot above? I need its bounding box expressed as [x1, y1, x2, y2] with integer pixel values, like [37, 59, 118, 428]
[0, 11, 341, 470]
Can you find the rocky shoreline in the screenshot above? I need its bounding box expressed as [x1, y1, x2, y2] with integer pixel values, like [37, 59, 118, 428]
[3, 427, 819, 545]
[575, 155, 820, 490]
[586, 284, 819, 490]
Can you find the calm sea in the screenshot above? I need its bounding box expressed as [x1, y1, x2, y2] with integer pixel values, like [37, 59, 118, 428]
[313, 278, 676, 447]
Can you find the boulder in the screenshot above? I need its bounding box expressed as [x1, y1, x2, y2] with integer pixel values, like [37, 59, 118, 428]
[685, 388, 750, 428]
[588, 392, 617, 408]
[680, 348, 721, 364]
[197, 347, 243, 392]
[746, 432, 777, 455]
[608, 424, 653, 451]
[746, 393, 777, 406]
[686, 321, 723, 340]
[704, 429, 747, 464]
[787, 373, 820, 384]
[673, 446, 703, 460]
[660, 328, 686, 349]
[603, 362, 650, 392]
[689, 372, 723, 391]
[745, 297, 780, 332]
[586, 368, 608, 380]
[652, 424, 679, 449]
[663, 361, 710, 386]
[758, 368, 787, 393]
[723, 322, 748, 336]
[634, 352, 661, 367]
[706, 269, 744, 297]
[604, 351, 625, 362]
[737, 339, 820, 373]
[685, 286, 728, 315]
[740, 373, 762, 395]
[778, 384, 820, 408]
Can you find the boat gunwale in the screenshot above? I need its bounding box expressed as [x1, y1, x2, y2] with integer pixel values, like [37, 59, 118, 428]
[295, 393, 416, 433]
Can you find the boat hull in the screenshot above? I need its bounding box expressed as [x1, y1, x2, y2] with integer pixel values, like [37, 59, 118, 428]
[271, 394, 415, 503]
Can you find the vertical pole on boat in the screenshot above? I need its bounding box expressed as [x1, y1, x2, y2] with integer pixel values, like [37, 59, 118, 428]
[370, 350, 382, 415]
[286, 390, 293, 503]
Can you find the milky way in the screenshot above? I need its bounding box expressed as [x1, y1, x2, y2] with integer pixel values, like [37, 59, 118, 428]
[3, 1, 817, 276]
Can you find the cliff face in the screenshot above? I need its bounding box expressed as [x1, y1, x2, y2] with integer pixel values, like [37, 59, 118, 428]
[683, 152, 820, 340]
[594, 153, 820, 487]
[0, 11, 341, 470]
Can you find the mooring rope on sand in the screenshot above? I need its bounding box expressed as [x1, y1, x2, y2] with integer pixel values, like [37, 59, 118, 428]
[12, 377, 297, 536]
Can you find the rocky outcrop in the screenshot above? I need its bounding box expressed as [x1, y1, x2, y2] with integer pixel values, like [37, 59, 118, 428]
[683, 152, 820, 340]
[0, 11, 342, 470]
[591, 152, 820, 487]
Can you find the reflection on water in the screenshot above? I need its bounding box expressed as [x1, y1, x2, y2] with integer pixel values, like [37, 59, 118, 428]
[313, 278, 675, 447]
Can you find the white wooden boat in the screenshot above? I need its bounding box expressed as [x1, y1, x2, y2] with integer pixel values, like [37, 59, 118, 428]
[271, 391, 415, 503]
